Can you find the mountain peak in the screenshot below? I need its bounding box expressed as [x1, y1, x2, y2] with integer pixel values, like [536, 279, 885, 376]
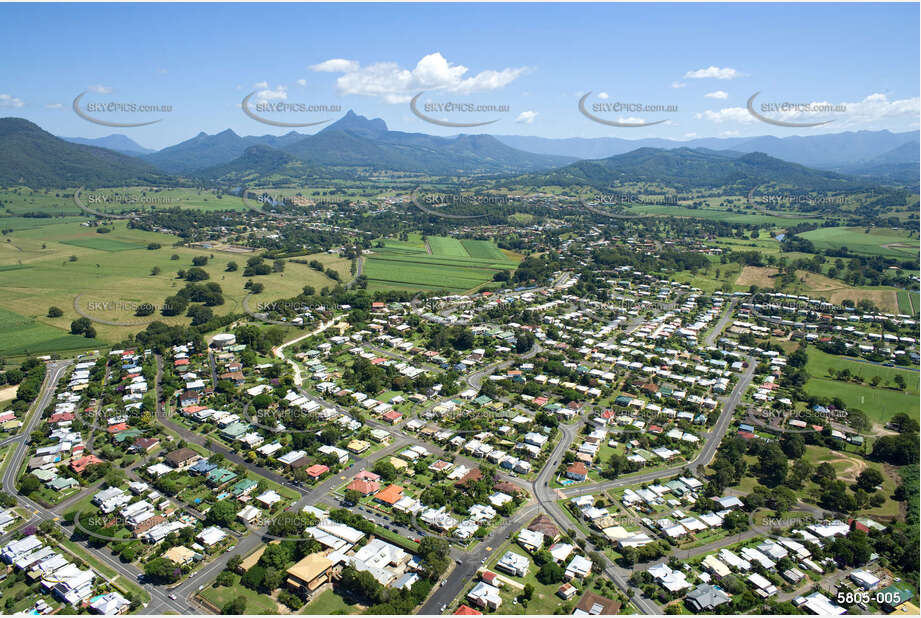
[323, 109, 388, 135]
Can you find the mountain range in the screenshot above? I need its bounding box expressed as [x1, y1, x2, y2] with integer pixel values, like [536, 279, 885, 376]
[143, 111, 575, 177]
[60, 134, 156, 156]
[494, 130, 920, 171]
[510, 146, 871, 192]
[0, 118, 168, 187]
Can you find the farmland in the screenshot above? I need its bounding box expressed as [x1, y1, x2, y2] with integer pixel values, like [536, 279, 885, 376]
[0, 220, 351, 357]
[796, 226, 919, 259]
[364, 235, 519, 293]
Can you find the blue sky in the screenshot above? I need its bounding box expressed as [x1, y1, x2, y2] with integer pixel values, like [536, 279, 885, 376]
[1, 2, 918, 149]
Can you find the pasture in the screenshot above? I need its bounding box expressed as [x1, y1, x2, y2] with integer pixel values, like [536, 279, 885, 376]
[796, 226, 919, 260]
[0, 220, 351, 357]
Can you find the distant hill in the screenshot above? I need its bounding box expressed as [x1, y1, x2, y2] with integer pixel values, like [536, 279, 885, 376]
[0, 118, 170, 188]
[60, 134, 155, 156]
[834, 141, 920, 186]
[199, 144, 311, 182]
[513, 146, 867, 191]
[495, 130, 920, 171]
[156, 110, 574, 177]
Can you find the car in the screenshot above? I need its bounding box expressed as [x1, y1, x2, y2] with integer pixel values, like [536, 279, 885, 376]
[440, 604, 446, 613]
[198, 585, 204, 591]
[480, 558, 486, 564]
[440, 580, 446, 587]
[168, 594, 177, 600]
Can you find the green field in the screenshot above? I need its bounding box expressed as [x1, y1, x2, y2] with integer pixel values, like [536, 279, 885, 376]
[0, 306, 96, 357]
[806, 348, 920, 392]
[622, 204, 824, 225]
[302, 588, 361, 614]
[897, 290, 919, 315]
[797, 226, 919, 259]
[200, 573, 279, 614]
[60, 237, 147, 252]
[364, 236, 518, 293]
[0, 220, 352, 356]
[804, 377, 919, 424]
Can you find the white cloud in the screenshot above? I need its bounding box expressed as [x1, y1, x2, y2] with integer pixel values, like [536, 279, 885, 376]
[0, 94, 24, 108]
[720, 130, 740, 137]
[45, 103, 62, 109]
[296, 79, 307, 87]
[696, 107, 754, 124]
[253, 81, 269, 90]
[310, 59, 360, 73]
[683, 132, 698, 138]
[705, 90, 729, 100]
[671, 81, 686, 89]
[597, 92, 609, 100]
[618, 116, 647, 124]
[87, 84, 112, 94]
[312, 52, 527, 104]
[684, 66, 742, 80]
[253, 85, 287, 103]
[515, 110, 538, 124]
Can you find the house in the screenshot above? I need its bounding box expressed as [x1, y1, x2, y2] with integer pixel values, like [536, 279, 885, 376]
[163, 546, 197, 566]
[566, 462, 588, 481]
[573, 592, 621, 615]
[346, 478, 380, 496]
[684, 584, 731, 612]
[286, 553, 334, 592]
[454, 605, 483, 615]
[70, 454, 104, 474]
[528, 514, 561, 540]
[795, 592, 846, 615]
[164, 447, 200, 469]
[648, 563, 691, 592]
[89, 591, 130, 614]
[374, 484, 404, 506]
[517, 528, 544, 552]
[197, 526, 227, 547]
[467, 581, 502, 610]
[850, 570, 881, 590]
[495, 551, 529, 577]
[132, 437, 159, 453]
[305, 464, 329, 479]
[557, 583, 578, 600]
[564, 555, 592, 580]
[747, 572, 777, 597]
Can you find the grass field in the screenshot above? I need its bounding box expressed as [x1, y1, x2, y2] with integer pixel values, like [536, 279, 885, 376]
[302, 588, 362, 614]
[796, 226, 919, 260]
[897, 290, 919, 315]
[200, 573, 279, 614]
[0, 220, 351, 357]
[623, 204, 824, 225]
[804, 377, 919, 424]
[364, 235, 518, 293]
[806, 348, 920, 393]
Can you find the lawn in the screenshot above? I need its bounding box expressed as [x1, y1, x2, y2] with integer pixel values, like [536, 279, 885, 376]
[796, 226, 919, 259]
[427, 235, 468, 257]
[301, 587, 362, 614]
[200, 573, 279, 614]
[805, 349, 919, 393]
[897, 290, 919, 316]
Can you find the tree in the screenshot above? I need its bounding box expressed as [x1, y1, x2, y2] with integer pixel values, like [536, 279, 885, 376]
[241, 564, 265, 590]
[757, 442, 788, 487]
[418, 537, 450, 579]
[779, 433, 805, 459]
[151, 266, 161, 276]
[84, 325, 96, 338]
[206, 499, 237, 527]
[192, 256, 208, 266]
[343, 489, 362, 506]
[226, 261, 238, 272]
[536, 561, 564, 585]
[47, 306, 63, 318]
[372, 459, 398, 482]
[144, 557, 181, 583]
[221, 596, 247, 615]
[227, 555, 243, 572]
[70, 317, 91, 335]
[19, 475, 40, 495]
[187, 304, 213, 326]
[894, 375, 906, 390]
[184, 267, 209, 281]
[855, 468, 884, 492]
[250, 282, 264, 294]
[135, 303, 155, 317]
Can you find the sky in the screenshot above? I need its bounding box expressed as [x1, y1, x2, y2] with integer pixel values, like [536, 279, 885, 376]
[1, 2, 919, 150]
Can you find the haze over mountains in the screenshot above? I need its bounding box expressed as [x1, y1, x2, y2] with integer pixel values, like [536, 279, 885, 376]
[510, 147, 871, 192]
[1, 111, 918, 190]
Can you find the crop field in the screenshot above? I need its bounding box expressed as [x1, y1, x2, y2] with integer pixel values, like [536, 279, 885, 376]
[364, 236, 518, 293]
[897, 290, 919, 315]
[796, 226, 919, 259]
[0, 220, 351, 357]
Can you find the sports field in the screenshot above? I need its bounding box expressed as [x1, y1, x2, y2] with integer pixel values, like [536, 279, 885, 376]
[804, 348, 920, 424]
[796, 226, 919, 259]
[364, 235, 518, 293]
